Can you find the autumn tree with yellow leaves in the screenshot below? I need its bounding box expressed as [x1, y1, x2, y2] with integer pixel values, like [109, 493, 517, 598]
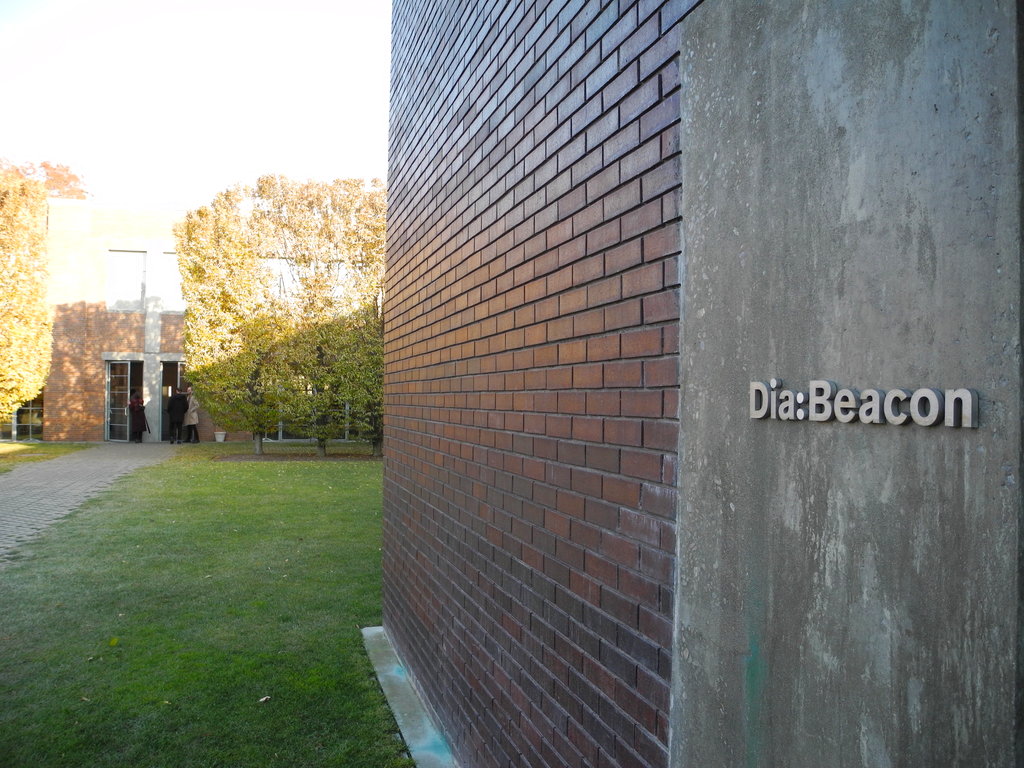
[0, 171, 53, 419]
[175, 186, 284, 453]
[175, 176, 386, 455]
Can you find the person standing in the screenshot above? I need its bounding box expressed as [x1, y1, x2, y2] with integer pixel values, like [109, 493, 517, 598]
[183, 386, 200, 443]
[166, 387, 188, 444]
[128, 389, 149, 444]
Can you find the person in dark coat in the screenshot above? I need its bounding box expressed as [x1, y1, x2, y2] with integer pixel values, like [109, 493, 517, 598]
[166, 387, 189, 444]
[128, 389, 149, 444]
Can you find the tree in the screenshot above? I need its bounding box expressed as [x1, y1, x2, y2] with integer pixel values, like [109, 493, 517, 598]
[334, 304, 384, 454]
[276, 321, 354, 455]
[197, 314, 286, 454]
[250, 176, 386, 455]
[0, 159, 87, 199]
[175, 176, 387, 455]
[0, 171, 53, 419]
[174, 186, 283, 454]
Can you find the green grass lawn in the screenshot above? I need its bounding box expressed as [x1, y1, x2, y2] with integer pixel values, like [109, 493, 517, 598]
[0, 447, 413, 768]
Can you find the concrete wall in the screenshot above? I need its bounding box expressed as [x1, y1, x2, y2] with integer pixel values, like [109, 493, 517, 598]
[384, 1, 688, 766]
[673, 1, 1022, 765]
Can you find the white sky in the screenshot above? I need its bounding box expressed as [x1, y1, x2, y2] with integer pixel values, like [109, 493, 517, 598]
[0, 0, 391, 213]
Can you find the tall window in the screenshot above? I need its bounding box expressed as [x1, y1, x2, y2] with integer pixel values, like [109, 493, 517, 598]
[147, 252, 185, 311]
[105, 250, 184, 312]
[106, 250, 145, 310]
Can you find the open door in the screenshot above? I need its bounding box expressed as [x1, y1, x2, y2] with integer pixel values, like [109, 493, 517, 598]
[160, 361, 182, 441]
[106, 361, 143, 441]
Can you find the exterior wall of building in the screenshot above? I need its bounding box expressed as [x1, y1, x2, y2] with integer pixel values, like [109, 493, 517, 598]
[39, 198, 220, 442]
[385, 2, 689, 766]
[672, 2, 1022, 765]
[160, 313, 184, 352]
[46, 302, 145, 442]
[388, 1, 1023, 767]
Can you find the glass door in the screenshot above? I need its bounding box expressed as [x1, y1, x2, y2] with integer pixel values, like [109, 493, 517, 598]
[106, 362, 130, 441]
[106, 361, 143, 441]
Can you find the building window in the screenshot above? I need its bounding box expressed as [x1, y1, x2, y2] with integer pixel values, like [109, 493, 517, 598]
[1, 393, 44, 441]
[147, 252, 185, 311]
[271, 422, 311, 441]
[106, 250, 145, 310]
[106, 250, 184, 312]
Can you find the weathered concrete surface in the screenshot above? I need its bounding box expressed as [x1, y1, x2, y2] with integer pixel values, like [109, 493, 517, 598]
[673, 1, 1021, 766]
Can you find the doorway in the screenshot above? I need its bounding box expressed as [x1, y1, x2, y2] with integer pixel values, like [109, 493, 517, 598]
[106, 361, 143, 441]
[160, 362, 183, 441]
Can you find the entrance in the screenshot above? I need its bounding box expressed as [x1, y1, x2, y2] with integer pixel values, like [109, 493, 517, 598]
[106, 361, 143, 441]
[160, 362, 183, 441]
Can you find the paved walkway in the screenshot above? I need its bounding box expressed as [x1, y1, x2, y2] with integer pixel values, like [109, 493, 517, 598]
[0, 442, 177, 563]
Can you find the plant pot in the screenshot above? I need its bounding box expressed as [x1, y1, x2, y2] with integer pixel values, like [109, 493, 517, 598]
[214, 431, 226, 442]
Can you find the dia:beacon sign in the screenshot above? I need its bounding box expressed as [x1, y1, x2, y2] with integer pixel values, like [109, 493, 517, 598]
[750, 379, 979, 428]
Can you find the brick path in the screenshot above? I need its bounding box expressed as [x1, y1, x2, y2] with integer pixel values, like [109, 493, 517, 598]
[0, 442, 177, 563]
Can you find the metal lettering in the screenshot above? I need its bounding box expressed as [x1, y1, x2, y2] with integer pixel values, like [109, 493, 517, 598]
[883, 389, 911, 425]
[750, 381, 769, 419]
[945, 388, 979, 428]
[910, 388, 944, 426]
[834, 388, 860, 423]
[749, 379, 979, 428]
[778, 389, 798, 420]
[859, 389, 884, 424]
[808, 380, 837, 422]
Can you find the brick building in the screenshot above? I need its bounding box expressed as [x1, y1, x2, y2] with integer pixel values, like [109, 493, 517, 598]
[384, 1, 1024, 767]
[384, 2, 684, 766]
[3, 197, 216, 443]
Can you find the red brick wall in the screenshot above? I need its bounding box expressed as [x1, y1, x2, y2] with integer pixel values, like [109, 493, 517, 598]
[384, 2, 687, 766]
[161, 313, 184, 351]
[46, 302, 145, 441]
[43, 305, 220, 442]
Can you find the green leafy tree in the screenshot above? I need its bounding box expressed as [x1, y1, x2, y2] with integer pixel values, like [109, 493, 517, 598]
[276, 321, 352, 456]
[335, 304, 384, 455]
[0, 171, 52, 419]
[252, 176, 386, 318]
[251, 176, 386, 456]
[275, 306, 383, 456]
[175, 177, 387, 455]
[174, 187, 283, 454]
